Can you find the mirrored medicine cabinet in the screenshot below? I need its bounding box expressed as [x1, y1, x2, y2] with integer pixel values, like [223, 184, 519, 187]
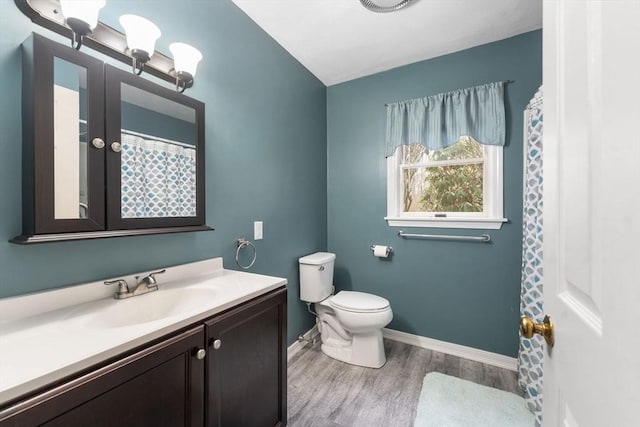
[12, 34, 212, 244]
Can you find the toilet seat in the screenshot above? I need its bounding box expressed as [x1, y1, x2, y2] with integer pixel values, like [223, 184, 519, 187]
[329, 291, 390, 313]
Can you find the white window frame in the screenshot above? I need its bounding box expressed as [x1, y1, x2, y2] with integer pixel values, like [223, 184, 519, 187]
[385, 144, 507, 229]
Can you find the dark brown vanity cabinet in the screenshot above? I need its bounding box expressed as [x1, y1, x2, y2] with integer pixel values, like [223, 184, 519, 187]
[0, 288, 287, 427]
[14, 33, 208, 244]
[0, 326, 206, 426]
[205, 288, 287, 427]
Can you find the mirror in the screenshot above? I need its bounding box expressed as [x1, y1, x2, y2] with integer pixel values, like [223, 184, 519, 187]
[53, 57, 89, 219]
[15, 34, 209, 244]
[119, 82, 197, 219]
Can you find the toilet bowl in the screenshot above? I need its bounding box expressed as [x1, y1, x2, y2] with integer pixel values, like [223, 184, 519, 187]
[316, 291, 393, 368]
[299, 252, 393, 368]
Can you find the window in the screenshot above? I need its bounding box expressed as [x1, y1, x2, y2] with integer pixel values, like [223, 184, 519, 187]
[386, 137, 506, 229]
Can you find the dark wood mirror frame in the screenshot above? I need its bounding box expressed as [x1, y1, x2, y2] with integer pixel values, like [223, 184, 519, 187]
[12, 34, 212, 244]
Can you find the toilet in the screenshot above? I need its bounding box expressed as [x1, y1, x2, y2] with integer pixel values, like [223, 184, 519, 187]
[299, 252, 393, 368]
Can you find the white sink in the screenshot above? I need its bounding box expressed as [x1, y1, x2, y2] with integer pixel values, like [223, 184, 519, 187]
[0, 257, 288, 406]
[84, 288, 217, 328]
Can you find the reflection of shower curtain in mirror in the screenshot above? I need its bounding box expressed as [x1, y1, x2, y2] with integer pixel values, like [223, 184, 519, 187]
[518, 87, 543, 427]
[120, 133, 196, 218]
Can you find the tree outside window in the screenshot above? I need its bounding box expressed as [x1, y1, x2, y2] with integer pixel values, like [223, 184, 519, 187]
[401, 137, 484, 214]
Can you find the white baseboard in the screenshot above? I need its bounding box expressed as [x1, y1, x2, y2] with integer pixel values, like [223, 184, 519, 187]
[382, 328, 517, 371]
[287, 325, 320, 362]
[287, 325, 517, 371]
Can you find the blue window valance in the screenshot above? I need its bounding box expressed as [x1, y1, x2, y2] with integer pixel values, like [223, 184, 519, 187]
[385, 81, 505, 157]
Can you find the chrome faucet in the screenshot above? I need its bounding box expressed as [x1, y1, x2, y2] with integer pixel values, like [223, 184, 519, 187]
[104, 269, 166, 300]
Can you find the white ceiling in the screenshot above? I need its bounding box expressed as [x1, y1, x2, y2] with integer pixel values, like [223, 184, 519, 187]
[232, 0, 542, 86]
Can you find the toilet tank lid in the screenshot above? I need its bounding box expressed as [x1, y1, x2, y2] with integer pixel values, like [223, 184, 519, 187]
[299, 252, 336, 265]
[330, 291, 390, 312]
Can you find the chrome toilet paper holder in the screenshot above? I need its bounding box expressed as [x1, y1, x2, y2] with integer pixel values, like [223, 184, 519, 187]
[370, 245, 393, 257]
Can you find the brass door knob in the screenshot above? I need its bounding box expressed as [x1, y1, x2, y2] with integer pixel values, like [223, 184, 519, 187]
[520, 315, 554, 348]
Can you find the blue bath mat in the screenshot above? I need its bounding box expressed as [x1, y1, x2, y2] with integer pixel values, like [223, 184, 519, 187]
[414, 372, 534, 427]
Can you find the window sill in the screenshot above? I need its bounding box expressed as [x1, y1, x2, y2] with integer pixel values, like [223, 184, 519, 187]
[384, 217, 508, 230]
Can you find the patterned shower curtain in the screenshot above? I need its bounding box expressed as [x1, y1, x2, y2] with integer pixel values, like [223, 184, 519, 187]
[120, 133, 197, 218]
[518, 87, 544, 427]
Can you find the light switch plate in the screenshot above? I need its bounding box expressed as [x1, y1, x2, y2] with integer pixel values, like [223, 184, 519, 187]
[254, 221, 263, 240]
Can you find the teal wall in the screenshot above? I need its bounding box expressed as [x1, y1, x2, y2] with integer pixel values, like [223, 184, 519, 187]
[0, 0, 326, 344]
[0, 0, 542, 356]
[326, 31, 542, 357]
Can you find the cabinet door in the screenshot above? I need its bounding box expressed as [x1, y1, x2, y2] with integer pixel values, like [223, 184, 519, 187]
[0, 326, 205, 427]
[104, 65, 205, 230]
[205, 288, 287, 427]
[24, 34, 105, 234]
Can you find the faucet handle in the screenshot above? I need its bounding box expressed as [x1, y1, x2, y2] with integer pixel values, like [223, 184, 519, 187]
[135, 269, 166, 288]
[104, 279, 130, 298]
[148, 269, 166, 280]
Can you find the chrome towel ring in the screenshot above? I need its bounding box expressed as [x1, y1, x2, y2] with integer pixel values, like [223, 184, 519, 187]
[235, 238, 256, 269]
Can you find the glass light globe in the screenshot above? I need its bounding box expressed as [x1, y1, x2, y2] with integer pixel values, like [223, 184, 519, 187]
[59, 0, 106, 32]
[169, 43, 203, 79]
[119, 15, 161, 62]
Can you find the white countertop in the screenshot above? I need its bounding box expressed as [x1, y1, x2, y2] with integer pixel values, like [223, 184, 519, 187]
[0, 257, 287, 406]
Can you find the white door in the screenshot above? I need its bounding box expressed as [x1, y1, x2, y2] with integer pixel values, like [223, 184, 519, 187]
[543, 1, 640, 425]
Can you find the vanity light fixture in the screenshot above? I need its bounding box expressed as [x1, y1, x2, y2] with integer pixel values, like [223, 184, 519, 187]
[169, 43, 202, 93]
[59, 0, 105, 49]
[15, 0, 203, 91]
[119, 14, 161, 75]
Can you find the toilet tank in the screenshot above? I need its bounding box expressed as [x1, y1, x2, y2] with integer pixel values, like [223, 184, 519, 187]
[298, 252, 336, 303]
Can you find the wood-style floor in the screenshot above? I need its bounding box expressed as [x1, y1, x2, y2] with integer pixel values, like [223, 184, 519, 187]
[287, 338, 521, 427]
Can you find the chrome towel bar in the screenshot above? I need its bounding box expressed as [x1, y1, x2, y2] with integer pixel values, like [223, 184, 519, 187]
[397, 230, 491, 243]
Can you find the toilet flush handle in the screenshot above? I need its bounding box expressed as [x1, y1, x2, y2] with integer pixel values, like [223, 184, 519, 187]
[319, 266, 325, 271]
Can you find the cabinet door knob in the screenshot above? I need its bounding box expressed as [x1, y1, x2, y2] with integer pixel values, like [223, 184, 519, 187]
[194, 348, 206, 360]
[212, 339, 222, 350]
[110, 141, 122, 153]
[91, 138, 105, 149]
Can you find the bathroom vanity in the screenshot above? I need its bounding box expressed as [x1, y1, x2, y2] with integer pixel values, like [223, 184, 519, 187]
[0, 258, 287, 426]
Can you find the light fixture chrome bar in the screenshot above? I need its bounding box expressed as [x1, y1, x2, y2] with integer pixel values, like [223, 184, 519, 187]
[359, 0, 415, 13]
[14, 0, 190, 88]
[397, 230, 491, 243]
